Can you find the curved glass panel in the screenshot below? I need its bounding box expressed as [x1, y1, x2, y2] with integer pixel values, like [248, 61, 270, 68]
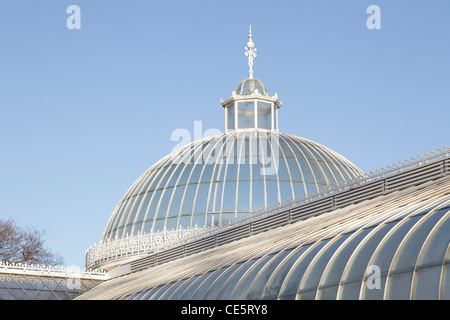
[338, 221, 397, 299]
[297, 234, 350, 300]
[385, 207, 448, 300]
[216, 258, 259, 300]
[235, 79, 268, 96]
[191, 268, 228, 300]
[245, 249, 292, 299]
[261, 245, 310, 300]
[179, 270, 215, 300]
[229, 253, 275, 299]
[360, 213, 423, 300]
[278, 242, 324, 300]
[412, 207, 450, 299]
[202, 263, 244, 300]
[317, 228, 373, 300]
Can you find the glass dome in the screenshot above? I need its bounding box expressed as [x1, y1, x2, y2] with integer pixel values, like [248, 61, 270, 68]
[235, 78, 268, 96]
[101, 130, 365, 242]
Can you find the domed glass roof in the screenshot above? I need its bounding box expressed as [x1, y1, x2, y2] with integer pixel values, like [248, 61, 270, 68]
[101, 130, 365, 242]
[235, 78, 268, 96]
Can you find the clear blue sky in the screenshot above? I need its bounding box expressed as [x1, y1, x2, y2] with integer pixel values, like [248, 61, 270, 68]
[0, 1, 449, 268]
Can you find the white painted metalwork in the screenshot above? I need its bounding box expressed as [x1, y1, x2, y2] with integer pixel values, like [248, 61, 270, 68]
[0, 262, 107, 280]
[245, 25, 257, 79]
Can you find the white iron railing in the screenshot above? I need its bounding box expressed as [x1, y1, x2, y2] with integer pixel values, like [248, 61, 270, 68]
[0, 261, 107, 280]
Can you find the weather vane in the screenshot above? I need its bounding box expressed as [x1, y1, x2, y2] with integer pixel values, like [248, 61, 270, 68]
[245, 25, 257, 79]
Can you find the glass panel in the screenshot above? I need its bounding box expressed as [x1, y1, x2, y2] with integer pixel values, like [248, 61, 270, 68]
[230, 254, 275, 299]
[317, 228, 373, 300]
[180, 270, 215, 300]
[360, 214, 422, 300]
[238, 102, 255, 129]
[199, 162, 215, 183]
[0, 288, 14, 300]
[130, 191, 153, 233]
[10, 288, 30, 300]
[221, 181, 236, 213]
[338, 222, 397, 300]
[151, 282, 178, 300]
[139, 285, 166, 300]
[265, 180, 279, 207]
[297, 234, 350, 300]
[285, 158, 302, 182]
[276, 157, 291, 181]
[385, 208, 447, 299]
[171, 276, 200, 300]
[180, 185, 196, 216]
[203, 263, 243, 300]
[165, 217, 178, 230]
[2, 277, 22, 290]
[261, 246, 309, 300]
[246, 250, 292, 300]
[251, 180, 265, 210]
[153, 188, 172, 223]
[136, 286, 157, 300]
[390, 208, 447, 273]
[193, 183, 209, 214]
[415, 210, 450, 268]
[158, 279, 188, 300]
[257, 102, 272, 130]
[412, 266, 442, 300]
[237, 180, 250, 212]
[178, 214, 191, 230]
[307, 158, 327, 185]
[191, 268, 228, 299]
[167, 186, 185, 221]
[297, 158, 315, 184]
[217, 258, 259, 300]
[279, 181, 294, 203]
[191, 213, 205, 228]
[441, 263, 450, 299]
[238, 161, 250, 181]
[142, 189, 163, 232]
[412, 211, 450, 299]
[278, 242, 322, 300]
[153, 218, 165, 232]
[385, 272, 413, 300]
[292, 182, 305, 199]
[227, 105, 235, 130]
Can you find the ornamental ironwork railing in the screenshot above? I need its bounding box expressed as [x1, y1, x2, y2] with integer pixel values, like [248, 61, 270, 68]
[85, 225, 221, 268]
[85, 146, 449, 269]
[0, 261, 107, 280]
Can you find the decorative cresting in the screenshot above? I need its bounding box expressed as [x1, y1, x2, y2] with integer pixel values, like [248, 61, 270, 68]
[0, 261, 107, 279]
[86, 226, 219, 268]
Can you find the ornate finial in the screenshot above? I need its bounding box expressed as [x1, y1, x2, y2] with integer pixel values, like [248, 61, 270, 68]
[245, 25, 257, 79]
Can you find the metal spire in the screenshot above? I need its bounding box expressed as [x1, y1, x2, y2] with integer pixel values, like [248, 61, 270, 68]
[245, 25, 257, 79]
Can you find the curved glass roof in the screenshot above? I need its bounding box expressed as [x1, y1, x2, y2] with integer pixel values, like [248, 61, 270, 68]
[235, 78, 268, 96]
[101, 130, 365, 242]
[78, 177, 450, 300]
